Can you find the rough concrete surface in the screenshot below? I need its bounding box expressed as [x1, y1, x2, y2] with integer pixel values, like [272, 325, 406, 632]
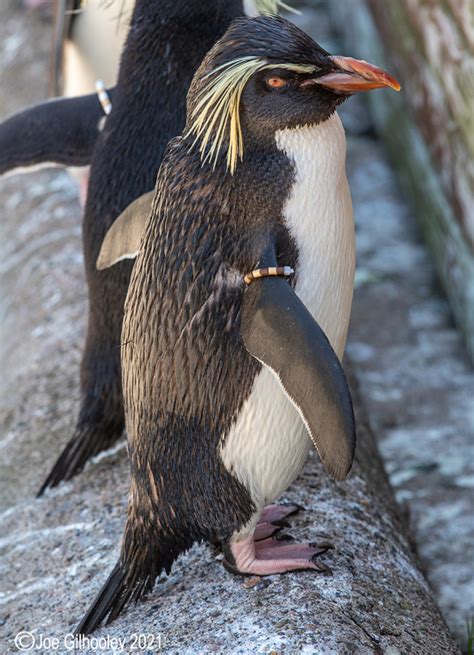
[0, 3, 469, 654]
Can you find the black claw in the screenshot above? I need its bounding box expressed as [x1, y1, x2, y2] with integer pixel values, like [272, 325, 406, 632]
[271, 518, 292, 529]
[285, 502, 305, 512]
[309, 541, 334, 551]
[274, 533, 295, 542]
[270, 524, 284, 536]
[311, 556, 332, 574]
[279, 502, 305, 515]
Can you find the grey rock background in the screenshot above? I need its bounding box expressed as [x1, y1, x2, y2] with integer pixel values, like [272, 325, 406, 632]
[0, 2, 471, 653]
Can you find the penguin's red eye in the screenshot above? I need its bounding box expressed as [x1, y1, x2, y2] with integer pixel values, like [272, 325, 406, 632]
[266, 77, 287, 90]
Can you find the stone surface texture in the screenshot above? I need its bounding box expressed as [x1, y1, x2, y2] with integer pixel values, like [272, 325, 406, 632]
[321, 1, 474, 647]
[0, 3, 470, 655]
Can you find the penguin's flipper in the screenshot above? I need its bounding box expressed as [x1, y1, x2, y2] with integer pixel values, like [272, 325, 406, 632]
[241, 276, 355, 481]
[0, 91, 114, 176]
[96, 191, 154, 270]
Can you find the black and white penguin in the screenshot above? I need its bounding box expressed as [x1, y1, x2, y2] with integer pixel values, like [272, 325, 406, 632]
[1, 1, 129, 197]
[76, 15, 400, 634]
[33, 0, 250, 495]
[2, 0, 290, 493]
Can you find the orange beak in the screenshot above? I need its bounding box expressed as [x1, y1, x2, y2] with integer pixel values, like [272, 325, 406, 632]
[312, 55, 401, 93]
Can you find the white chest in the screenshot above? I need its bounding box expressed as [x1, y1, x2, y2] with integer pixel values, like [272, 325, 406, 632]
[276, 112, 355, 358]
[221, 113, 355, 513]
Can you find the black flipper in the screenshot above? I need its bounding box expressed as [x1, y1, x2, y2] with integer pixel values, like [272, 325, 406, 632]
[241, 275, 356, 481]
[96, 191, 154, 270]
[0, 90, 115, 175]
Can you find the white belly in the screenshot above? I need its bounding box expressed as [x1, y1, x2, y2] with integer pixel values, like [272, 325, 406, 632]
[220, 113, 355, 511]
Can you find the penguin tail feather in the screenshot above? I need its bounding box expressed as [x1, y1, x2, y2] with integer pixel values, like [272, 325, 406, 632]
[75, 560, 159, 635]
[37, 420, 123, 497]
[75, 515, 183, 634]
[75, 562, 126, 636]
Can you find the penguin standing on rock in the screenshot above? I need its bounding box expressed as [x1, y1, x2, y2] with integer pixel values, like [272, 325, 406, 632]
[77, 15, 400, 634]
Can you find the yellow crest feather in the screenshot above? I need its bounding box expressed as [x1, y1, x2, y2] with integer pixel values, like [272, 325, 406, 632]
[188, 58, 316, 174]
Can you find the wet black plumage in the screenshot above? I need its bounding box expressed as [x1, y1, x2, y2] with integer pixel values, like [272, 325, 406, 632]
[76, 16, 357, 633]
[38, 0, 245, 494]
[77, 134, 292, 637]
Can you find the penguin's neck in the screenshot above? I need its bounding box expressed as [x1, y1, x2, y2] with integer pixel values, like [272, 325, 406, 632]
[274, 112, 355, 357]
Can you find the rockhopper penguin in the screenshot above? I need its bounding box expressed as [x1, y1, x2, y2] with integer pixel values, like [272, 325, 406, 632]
[0, 0, 289, 494]
[33, 0, 248, 494]
[76, 15, 400, 634]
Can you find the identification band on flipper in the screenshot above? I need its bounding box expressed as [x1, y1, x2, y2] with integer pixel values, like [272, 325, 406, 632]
[95, 80, 112, 116]
[244, 266, 294, 285]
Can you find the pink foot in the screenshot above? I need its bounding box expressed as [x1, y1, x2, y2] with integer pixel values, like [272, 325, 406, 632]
[255, 537, 332, 561]
[211, 508, 294, 556]
[253, 521, 284, 542]
[259, 502, 303, 526]
[223, 534, 332, 576]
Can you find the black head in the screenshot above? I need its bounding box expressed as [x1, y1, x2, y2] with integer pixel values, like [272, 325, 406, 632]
[186, 16, 400, 172]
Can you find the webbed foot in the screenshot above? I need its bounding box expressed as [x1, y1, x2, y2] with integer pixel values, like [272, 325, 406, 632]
[259, 502, 304, 527]
[223, 534, 332, 576]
